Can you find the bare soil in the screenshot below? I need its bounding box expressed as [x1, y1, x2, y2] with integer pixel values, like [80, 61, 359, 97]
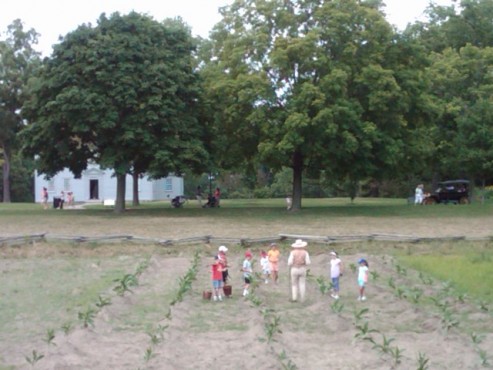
[1, 243, 492, 369]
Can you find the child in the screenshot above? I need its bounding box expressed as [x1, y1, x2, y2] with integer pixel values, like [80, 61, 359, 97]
[357, 258, 369, 301]
[267, 243, 280, 284]
[211, 256, 224, 301]
[260, 251, 270, 284]
[242, 251, 253, 296]
[329, 251, 343, 299]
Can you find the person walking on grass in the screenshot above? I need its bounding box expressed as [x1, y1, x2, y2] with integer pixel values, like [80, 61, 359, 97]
[268, 243, 280, 284]
[357, 258, 369, 301]
[41, 187, 49, 210]
[211, 255, 224, 301]
[242, 251, 253, 297]
[329, 251, 343, 300]
[287, 239, 311, 302]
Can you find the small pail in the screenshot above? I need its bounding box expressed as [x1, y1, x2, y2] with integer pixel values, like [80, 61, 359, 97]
[223, 285, 232, 297]
[203, 290, 212, 300]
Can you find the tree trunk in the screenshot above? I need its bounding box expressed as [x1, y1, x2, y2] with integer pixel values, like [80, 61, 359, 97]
[290, 150, 303, 211]
[2, 147, 11, 203]
[132, 172, 140, 207]
[114, 173, 126, 213]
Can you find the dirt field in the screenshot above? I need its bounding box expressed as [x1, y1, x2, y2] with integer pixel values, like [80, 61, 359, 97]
[1, 241, 492, 370]
[1, 203, 493, 369]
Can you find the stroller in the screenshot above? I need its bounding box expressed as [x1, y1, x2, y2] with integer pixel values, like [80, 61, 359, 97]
[171, 195, 187, 208]
[202, 194, 218, 208]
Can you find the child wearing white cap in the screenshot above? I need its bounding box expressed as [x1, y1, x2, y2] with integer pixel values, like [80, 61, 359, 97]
[329, 251, 343, 300]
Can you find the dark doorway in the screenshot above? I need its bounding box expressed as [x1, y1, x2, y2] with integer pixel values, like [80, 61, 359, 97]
[89, 179, 99, 200]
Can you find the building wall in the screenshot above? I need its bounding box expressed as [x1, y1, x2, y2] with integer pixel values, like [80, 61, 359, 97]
[34, 164, 183, 203]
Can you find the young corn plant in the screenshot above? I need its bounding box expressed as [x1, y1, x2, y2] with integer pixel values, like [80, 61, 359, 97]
[370, 271, 379, 281]
[78, 307, 96, 328]
[143, 347, 154, 362]
[95, 295, 112, 308]
[61, 322, 73, 335]
[387, 277, 396, 289]
[395, 264, 407, 276]
[265, 315, 282, 343]
[440, 309, 459, 332]
[25, 350, 44, 366]
[389, 346, 404, 366]
[315, 276, 333, 295]
[135, 259, 150, 276]
[372, 334, 395, 355]
[354, 322, 379, 341]
[419, 272, 433, 285]
[330, 299, 344, 314]
[478, 301, 489, 312]
[416, 352, 430, 370]
[478, 349, 490, 367]
[409, 288, 423, 304]
[278, 350, 298, 370]
[395, 286, 407, 299]
[113, 273, 138, 296]
[353, 307, 370, 322]
[349, 263, 357, 273]
[43, 328, 56, 346]
[471, 332, 485, 345]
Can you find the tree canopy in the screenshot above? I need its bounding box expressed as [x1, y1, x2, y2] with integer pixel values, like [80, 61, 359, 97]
[21, 12, 208, 212]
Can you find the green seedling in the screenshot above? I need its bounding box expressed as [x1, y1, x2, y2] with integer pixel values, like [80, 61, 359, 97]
[478, 349, 490, 367]
[389, 346, 404, 366]
[25, 350, 44, 366]
[372, 334, 395, 354]
[409, 288, 423, 303]
[315, 276, 333, 295]
[61, 322, 73, 335]
[471, 332, 485, 345]
[417, 352, 430, 370]
[95, 295, 112, 308]
[135, 259, 150, 276]
[265, 315, 282, 342]
[144, 347, 154, 362]
[349, 263, 357, 273]
[330, 299, 344, 314]
[478, 301, 489, 312]
[370, 271, 379, 281]
[113, 273, 138, 296]
[279, 350, 298, 370]
[354, 322, 379, 341]
[441, 310, 459, 331]
[395, 286, 406, 299]
[456, 292, 467, 304]
[78, 307, 96, 328]
[395, 264, 407, 276]
[43, 328, 56, 346]
[248, 294, 262, 307]
[419, 272, 433, 285]
[387, 277, 395, 289]
[353, 307, 369, 321]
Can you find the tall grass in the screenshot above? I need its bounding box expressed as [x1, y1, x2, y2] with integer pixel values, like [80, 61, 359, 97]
[398, 253, 493, 302]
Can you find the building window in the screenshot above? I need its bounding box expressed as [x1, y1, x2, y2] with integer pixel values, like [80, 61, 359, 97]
[164, 178, 172, 192]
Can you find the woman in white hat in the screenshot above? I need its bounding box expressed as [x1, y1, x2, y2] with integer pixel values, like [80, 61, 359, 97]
[287, 239, 311, 302]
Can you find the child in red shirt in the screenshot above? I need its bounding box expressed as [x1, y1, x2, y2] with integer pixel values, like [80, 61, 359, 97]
[211, 256, 224, 301]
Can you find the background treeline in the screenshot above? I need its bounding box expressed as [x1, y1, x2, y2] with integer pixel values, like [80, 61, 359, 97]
[1, 0, 493, 208]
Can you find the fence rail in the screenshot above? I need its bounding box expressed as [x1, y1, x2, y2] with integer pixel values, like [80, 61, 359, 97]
[0, 232, 491, 248]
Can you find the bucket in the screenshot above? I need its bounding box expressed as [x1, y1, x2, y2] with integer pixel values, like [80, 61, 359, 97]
[203, 290, 212, 300]
[223, 285, 232, 297]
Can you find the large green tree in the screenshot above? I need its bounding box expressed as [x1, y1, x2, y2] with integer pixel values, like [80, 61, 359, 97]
[200, 0, 415, 209]
[0, 19, 40, 202]
[22, 12, 208, 212]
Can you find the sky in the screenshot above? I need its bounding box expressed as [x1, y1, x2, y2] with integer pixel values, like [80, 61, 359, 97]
[0, 0, 454, 57]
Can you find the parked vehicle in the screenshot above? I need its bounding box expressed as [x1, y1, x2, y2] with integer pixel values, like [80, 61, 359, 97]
[423, 180, 470, 205]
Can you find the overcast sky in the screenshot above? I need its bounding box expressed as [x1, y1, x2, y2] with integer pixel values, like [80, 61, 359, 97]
[0, 0, 454, 56]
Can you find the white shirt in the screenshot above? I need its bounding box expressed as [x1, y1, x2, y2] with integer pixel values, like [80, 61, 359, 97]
[330, 258, 342, 278]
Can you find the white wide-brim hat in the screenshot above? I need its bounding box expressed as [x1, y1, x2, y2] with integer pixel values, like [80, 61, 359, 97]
[218, 245, 228, 252]
[291, 239, 307, 248]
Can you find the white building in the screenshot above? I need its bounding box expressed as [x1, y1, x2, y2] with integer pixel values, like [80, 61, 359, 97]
[34, 163, 184, 203]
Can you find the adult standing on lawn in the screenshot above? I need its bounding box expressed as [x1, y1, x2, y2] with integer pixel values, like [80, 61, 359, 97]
[287, 239, 311, 302]
[41, 187, 49, 210]
[415, 184, 424, 204]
